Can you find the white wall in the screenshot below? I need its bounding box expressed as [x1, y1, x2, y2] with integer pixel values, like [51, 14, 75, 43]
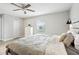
[2, 14, 24, 41]
[13, 17, 24, 38]
[70, 3, 79, 22]
[24, 11, 69, 36]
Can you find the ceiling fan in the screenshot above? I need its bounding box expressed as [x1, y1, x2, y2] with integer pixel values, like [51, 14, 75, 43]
[10, 3, 35, 14]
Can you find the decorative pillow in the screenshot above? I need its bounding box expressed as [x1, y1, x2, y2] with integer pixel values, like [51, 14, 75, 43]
[63, 33, 74, 47]
[59, 33, 67, 42]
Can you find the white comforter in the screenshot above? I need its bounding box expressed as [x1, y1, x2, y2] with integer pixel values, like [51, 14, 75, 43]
[15, 34, 67, 55]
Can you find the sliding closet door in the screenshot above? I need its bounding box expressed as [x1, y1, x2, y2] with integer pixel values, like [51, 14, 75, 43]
[0, 15, 2, 40]
[3, 15, 14, 41]
[0, 14, 24, 41]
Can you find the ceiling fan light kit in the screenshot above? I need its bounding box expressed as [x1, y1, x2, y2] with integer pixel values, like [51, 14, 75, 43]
[11, 3, 35, 14]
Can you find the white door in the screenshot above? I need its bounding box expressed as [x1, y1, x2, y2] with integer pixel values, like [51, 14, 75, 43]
[0, 16, 2, 40]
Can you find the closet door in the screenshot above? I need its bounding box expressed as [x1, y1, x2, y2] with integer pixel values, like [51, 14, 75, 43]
[0, 15, 2, 40]
[0, 14, 24, 41]
[3, 15, 14, 41]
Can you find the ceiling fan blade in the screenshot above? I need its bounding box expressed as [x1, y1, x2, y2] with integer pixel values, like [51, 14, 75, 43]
[27, 9, 35, 12]
[19, 3, 24, 5]
[25, 4, 31, 8]
[24, 11, 26, 14]
[11, 3, 22, 8]
[13, 9, 22, 11]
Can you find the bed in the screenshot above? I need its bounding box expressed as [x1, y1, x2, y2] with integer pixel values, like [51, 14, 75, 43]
[5, 34, 67, 55]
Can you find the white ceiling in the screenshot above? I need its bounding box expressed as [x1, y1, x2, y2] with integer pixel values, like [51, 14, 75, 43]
[0, 3, 73, 18]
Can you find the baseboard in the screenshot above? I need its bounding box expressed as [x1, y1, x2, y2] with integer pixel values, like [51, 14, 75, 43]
[2, 37, 22, 41]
